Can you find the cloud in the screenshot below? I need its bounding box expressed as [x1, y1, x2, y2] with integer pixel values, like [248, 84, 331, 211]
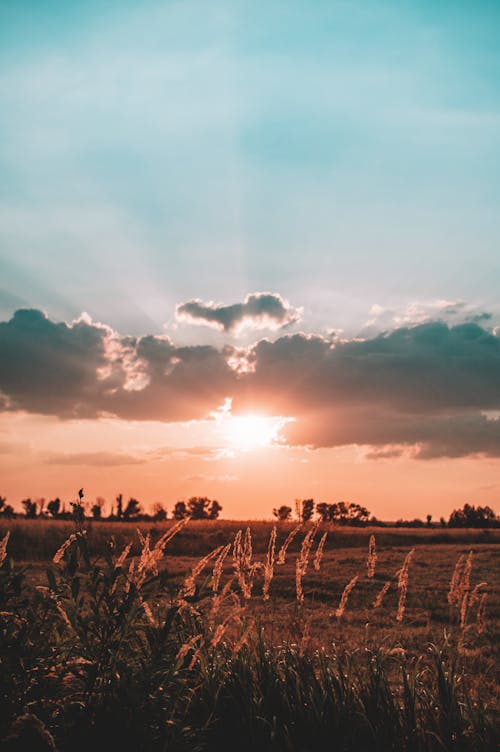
[44, 451, 145, 466]
[240, 322, 500, 414]
[362, 299, 497, 336]
[183, 473, 239, 482]
[148, 445, 227, 461]
[1, 309, 499, 459]
[176, 292, 301, 333]
[0, 440, 30, 455]
[0, 308, 235, 421]
[283, 408, 500, 459]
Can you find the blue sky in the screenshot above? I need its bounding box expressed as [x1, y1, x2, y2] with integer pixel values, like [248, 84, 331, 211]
[1, 0, 499, 337]
[0, 1, 499, 516]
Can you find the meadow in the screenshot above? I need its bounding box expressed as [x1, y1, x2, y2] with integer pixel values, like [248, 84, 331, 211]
[0, 518, 498, 751]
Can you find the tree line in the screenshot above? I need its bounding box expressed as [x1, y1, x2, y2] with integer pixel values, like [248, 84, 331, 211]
[0, 492, 222, 522]
[0, 492, 497, 527]
[275, 498, 498, 528]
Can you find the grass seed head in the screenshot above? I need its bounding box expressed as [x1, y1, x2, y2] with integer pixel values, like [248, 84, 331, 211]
[0, 530, 10, 566]
[367, 534, 377, 578]
[313, 532, 328, 572]
[335, 574, 359, 619]
[277, 524, 302, 565]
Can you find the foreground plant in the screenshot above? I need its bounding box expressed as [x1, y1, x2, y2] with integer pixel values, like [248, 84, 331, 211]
[0, 526, 497, 751]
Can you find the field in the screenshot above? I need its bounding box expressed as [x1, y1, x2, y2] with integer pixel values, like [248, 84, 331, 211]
[0, 518, 498, 751]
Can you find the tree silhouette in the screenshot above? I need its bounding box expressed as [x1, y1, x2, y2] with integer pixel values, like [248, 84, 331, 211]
[116, 494, 124, 520]
[152, 503, 167, 521]
[300, 499, 315, 522]
[186, 497, 222, 520]
[207, 500, 222, 520]
[173, 501, 188, 520]
[91, 503, 102, 520]
[123, 498, 141, 521]
[273, 505, 292, 521]
[448, 503, 498, 528]
[0, 496, 14, 518]
[315, 502, 370, 526]
[22, 499, 37, 518]
[47, 498, 61, 518]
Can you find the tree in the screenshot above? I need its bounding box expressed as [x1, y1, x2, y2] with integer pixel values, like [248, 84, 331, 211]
[173, 501, 188, 520]
[315, 501, 370, 525]
[273, 505, 292, 521]
[448, 503, 498, 528]
[152, 503, 167, 522]
[116, 494, 124, 520]
[47, 498, 61, 518]
[207, 500, 222, 520]
[316, 502, 331, 522]
[186, 497, 222, 520]
[91, 504, 102, 520]
[300, 499, 315, 523]
[123, 498, 141, 521]
[22, 499, 37, 518]
[426, 514, 432, 527]
[0, 496, 14, 518]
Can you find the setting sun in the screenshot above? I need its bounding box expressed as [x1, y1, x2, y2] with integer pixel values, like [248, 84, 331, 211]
[221, 414, 288, 451]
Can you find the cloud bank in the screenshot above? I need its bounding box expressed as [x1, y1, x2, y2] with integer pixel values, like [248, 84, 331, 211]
[0, 308, 499, 459]
[176, 292, 301, 333]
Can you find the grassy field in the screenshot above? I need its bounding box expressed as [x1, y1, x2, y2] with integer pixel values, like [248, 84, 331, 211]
[0, 518, 498, 750]
[1, 517, 497, 560]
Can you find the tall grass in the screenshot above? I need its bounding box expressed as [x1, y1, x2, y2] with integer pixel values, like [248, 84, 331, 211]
[0, 525, 497, 751]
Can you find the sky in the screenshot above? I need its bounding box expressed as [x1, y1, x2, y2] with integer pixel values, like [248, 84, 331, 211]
[0, 0, 499, 519]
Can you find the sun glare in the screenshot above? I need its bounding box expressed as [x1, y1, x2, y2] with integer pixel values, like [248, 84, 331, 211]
[211, 399, 294, 452]
[222, 414, 285, 451]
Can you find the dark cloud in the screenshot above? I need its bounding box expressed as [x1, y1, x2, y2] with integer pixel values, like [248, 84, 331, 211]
[176, 292, 301, 333]
[0, 309, 499, 459]
[283, 408, 500, 459]
[0, 309, 235, 421]
[239, 322, 500, 413]
[0, 309, 110, 417]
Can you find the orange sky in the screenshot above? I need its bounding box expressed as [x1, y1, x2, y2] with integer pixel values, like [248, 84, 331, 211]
[1, 411, 498, 520]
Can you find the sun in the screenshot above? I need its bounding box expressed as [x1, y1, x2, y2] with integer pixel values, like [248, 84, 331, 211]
[222, 413, 286, 451]
[211, 399, 294, 452]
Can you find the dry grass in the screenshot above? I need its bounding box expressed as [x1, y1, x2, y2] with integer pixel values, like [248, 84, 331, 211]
[1, 517, 498, 561]
[1, 518, 498, 751]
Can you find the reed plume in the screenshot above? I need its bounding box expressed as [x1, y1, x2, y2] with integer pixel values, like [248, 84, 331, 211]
[335, 574, 359, 619]
[262, 526, 277, 601]
[142, 600, 156, 627]
[211, 543, 231, 593]
[175, 634, 202, 663]
[447, 553, 466, 605]
[210, 602, 244, 648]
[367, 534, 377, 578]
[180, 545, 224, 598]
[396, 548, 414, 622]
[295, 523, 319, 602]
[133, 517, 189, 585]
[53, 531, 86, 565]
[313, 532, 328, 571]
[211, 576, 236, 617]
[476, 592, 487, 634]
[115, 542, 133, 569]
[0, 531, 10, 566]
[233, 528, 258, 599]
[373, 579, 391, 609]
[277, 524, 302, 565]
